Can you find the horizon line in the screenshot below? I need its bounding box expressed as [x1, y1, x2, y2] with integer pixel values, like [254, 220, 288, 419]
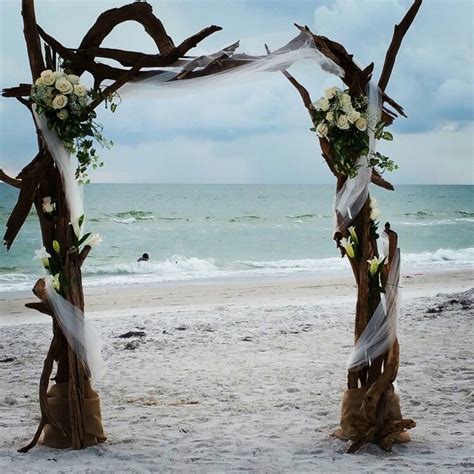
[1, 181, 473, 186]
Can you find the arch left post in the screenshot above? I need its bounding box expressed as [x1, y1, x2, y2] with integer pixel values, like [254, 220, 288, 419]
[1, 0, 106, 451]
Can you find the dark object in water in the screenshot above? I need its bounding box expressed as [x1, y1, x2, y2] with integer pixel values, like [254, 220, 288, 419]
[137, 253, 149, 262]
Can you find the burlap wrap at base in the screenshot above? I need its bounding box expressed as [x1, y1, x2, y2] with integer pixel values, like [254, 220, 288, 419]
[335, 386, 410, 443]
[41, 381, 107, 449]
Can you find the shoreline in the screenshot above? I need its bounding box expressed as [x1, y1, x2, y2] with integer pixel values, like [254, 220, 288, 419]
[1, 268, 472, 325]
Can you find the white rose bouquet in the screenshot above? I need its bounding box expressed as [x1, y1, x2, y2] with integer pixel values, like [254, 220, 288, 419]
[311, 86, 397, 178]
[31, 68, 118, 182]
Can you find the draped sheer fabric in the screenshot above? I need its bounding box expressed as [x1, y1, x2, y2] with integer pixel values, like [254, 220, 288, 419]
[333, 82, 382, 233]
[45, 277, 106, 381]
[33, 108, 84, 238]
[347, 231, 400, 371]
[120, 33, 344, 98]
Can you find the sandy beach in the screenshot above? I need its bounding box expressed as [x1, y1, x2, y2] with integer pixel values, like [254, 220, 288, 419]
[0, 269, 473, 472]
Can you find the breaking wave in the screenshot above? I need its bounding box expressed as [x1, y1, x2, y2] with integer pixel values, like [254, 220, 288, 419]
[1, 249, 473, 292]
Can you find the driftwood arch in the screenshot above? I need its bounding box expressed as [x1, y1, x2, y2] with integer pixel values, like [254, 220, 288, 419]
[1, 0, 421, 455]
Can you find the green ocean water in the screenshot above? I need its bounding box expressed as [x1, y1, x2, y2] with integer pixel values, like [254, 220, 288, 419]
[0, 184, 473, 292]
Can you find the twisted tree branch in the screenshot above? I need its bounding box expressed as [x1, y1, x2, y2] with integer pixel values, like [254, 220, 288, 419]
[378, 0, 423, 92]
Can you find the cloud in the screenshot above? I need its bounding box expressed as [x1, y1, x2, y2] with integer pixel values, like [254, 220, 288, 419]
[377, 123, 474, 185]
[89, 128, 326, 184]
[0, 0, 472, 184]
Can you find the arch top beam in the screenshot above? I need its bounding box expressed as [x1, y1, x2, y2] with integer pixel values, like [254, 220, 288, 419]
[79, 2, 176, 55]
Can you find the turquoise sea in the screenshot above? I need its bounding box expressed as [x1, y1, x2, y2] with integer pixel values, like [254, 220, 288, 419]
[0, 184, 473, 292]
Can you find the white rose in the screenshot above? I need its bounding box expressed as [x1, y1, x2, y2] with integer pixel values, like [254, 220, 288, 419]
[55, 77, 73, 94]
[348, 110, 361, 123]
[52, 94, 68, 109]
[42, 196, 55, 213]
[316, 122, 329, 138]
[336, 114, 350, 130]
[370, 207, 380, 221]
[73, 84, 87, 97]
[40, 70, 55, 86]
[57, 109, 69, 120]
[326, 111, 334, 122]
[35, 77, 45, 86]
[340, 93, 351, 105]
[355, 117, 368, 131]
[67, 74, 80, 85]
[324, 86, 341, 100]
[315, 97, 330, 112]
[53, 71, 66, 80]
[370, 197, 378, 207]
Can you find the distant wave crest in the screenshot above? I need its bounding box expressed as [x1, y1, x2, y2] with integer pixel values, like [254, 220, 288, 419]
[113, 210, 154, 224]
[397, 218, 474, 227]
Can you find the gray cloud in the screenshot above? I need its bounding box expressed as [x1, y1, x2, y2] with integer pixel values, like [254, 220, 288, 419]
[1, 0, 472, 184]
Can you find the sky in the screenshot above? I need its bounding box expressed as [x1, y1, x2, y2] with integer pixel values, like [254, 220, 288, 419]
[0, 0, 473, 184]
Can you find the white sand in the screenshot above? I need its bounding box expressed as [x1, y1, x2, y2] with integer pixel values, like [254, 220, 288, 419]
[0, 270, 473, 472]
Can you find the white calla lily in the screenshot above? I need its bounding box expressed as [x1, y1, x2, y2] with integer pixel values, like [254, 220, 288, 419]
[83, 233, 103, 247]
[367, 256, 385, 276]
[33, 247, 51, 268]
[347, 226, 358, 245]
[340, 237, 355, 259]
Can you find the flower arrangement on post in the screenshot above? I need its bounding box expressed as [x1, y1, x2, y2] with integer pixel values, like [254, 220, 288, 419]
[311, 86, 397, 178]
[31, 69, 119, 183]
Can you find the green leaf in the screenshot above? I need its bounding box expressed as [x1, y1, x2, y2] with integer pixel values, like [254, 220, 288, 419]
[382, 131, 393, 141]
[78, 232, 91, 246]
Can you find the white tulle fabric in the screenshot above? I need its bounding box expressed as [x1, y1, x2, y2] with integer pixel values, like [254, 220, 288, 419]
[33, 108, 105, 379]
[121, 33, 344, 97]
[33, 108, 84, 238]
[347, 231, 400, 371]
[45, 276, 106, 381]
[333, 82, 381, 232]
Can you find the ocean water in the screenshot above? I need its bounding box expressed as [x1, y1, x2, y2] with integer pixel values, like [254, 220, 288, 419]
[0, 184, 473, 292]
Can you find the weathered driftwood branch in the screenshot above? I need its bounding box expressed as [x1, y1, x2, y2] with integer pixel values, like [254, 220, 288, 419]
[37, 25, 150, 83]
[77, 24, 223, 69]
[20, 278, 67, 453]
[36, 2, 223, 86]
[1, 84, 32, 98]
[3, 150, 47, 250]
[21, 0, 45, 81]
[0, 170, 22, 189]
[88, 60, 145, 111]
[378, 0, 423, 92]
[78, 245, 91, 267]
[292, 23, 406, 119]
[78, 2, 176, 60]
